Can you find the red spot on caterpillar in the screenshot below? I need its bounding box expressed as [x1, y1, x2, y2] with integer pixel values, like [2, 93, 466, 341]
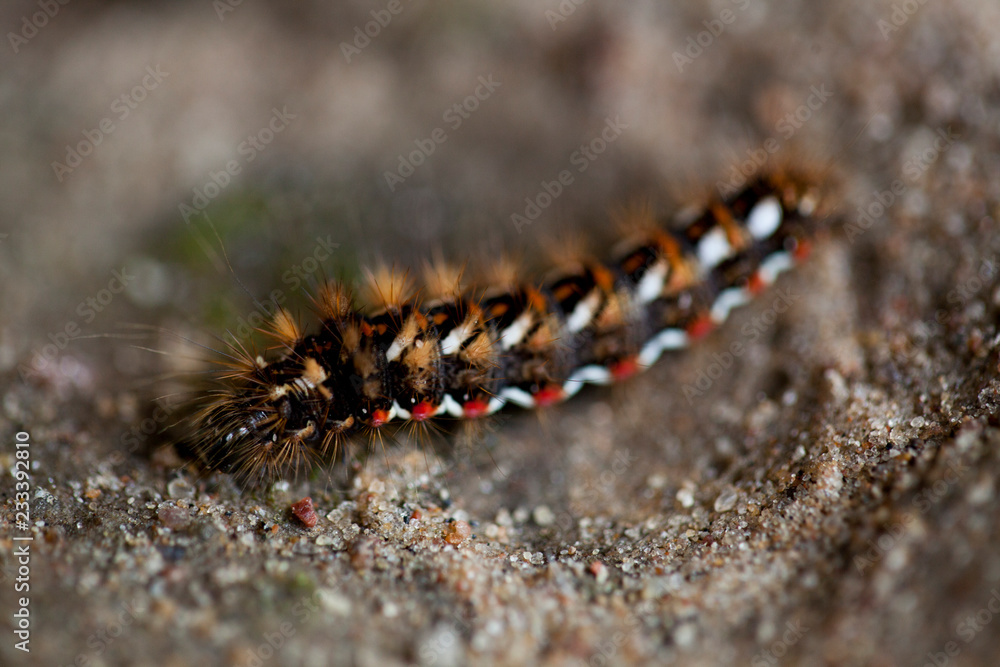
[610, 357, 640, 381]
[532, 384, 565, 407]
[370, 408, 391, 428]
[747, 271, 766, 295]
[462, 399, 490, 419]
[410, 401, 437, 421]
[686, 315, 715, 341]
[291, 497, 318, 528]
[793, 238, 812, 261]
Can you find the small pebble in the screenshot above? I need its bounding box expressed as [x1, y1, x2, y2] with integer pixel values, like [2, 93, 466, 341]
[157, 504, 189, 530]
[532, 505, 555, 526]
[167, 478, 195, 499]
[674, 622, 697, 648]
[291, 497, 318, 528]
[714, 488, 738, 513]
[444, 520, 472, 545]
[589, 560, 608, 583]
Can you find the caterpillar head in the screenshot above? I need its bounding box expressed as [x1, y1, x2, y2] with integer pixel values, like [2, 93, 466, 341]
[192, 340, 358, 487]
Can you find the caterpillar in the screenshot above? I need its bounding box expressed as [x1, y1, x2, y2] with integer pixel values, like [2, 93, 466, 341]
[190, 168, 832, 487]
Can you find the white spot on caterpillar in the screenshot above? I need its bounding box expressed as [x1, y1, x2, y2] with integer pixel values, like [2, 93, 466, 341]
[635, 261, 668, 304]
[440, 318, 476, 356]
[637, 340, 663, 368]
[568, 364, 613, 385]
[697, 227, 732, 269]
[565, 290, 601, 333]
[746, 196, 783, 239]
[500, 312, 533, 351]
[637, 328, 688, 367]
[392, 400, 411, 420]
[758, 250, 794, 284]
[563, 364, 613, 397]
[441, 394, 463, 417]
[655, 327, 688, 350]
[499, 386, 535, 408]
[710, 287, 751, 323]
[385, 338, 405, 362]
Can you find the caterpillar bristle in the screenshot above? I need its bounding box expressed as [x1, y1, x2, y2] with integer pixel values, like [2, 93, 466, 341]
[479, 254, 523, 294]
[363, 264, 414, 311]
[264, 308, 303, 350]
[181, 165, 838, 489]
[421, 255, 467, 300]
[611, 198, 659, 241]
[313, 280, 355, 322]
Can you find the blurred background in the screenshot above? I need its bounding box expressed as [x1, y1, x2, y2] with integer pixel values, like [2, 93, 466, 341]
[1, 0, 874, 379]
[2, 0, 994, 380]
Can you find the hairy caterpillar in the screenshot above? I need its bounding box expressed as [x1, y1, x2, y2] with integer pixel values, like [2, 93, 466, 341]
[189, 169, 832, 487]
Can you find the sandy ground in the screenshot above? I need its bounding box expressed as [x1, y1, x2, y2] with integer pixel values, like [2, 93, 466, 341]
[3, 1, 1000, 665]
